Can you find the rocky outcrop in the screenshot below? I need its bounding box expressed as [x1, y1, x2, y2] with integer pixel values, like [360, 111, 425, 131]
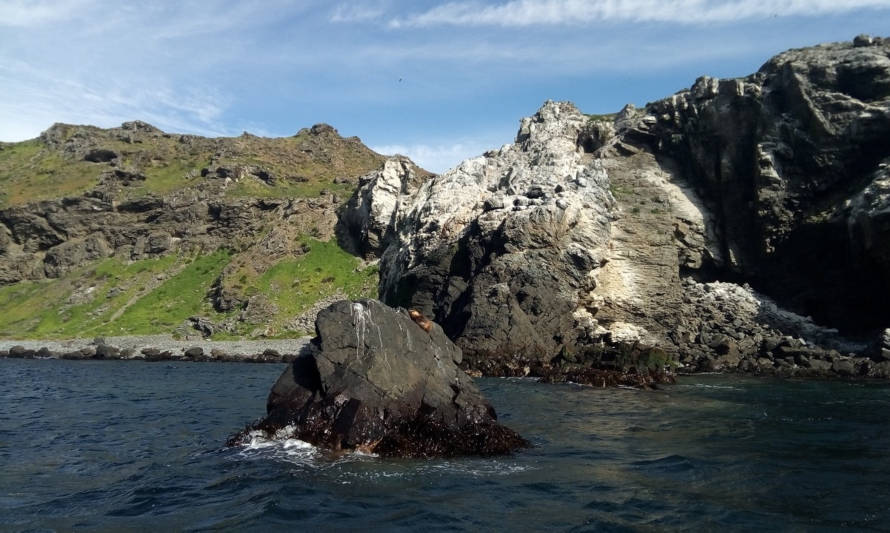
[346, 102, 617, 372]
[343, 36, 890, 379]
[639, 37, 890, 335]
[230, 299, 527, 457]
[0, 193, 341, 282]
[0, 336, 312, 362]
[339, 156, 427, 257]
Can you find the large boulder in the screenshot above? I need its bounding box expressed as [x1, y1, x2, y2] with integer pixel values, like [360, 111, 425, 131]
[230, 299, 527, 457]
[43, 234, 112, 278]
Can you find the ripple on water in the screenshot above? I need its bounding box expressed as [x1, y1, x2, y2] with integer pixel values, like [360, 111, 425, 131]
[3, 361, 890, 531]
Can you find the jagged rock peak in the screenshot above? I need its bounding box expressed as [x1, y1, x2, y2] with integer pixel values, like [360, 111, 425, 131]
[296, 123, 340, 137]
[120, 120, 161, 133]
[342, 38, 890, 380]
[340, 155, 426, 258]
[515, 100, 588, 151]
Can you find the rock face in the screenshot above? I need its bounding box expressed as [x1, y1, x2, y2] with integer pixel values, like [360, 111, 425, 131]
[343, 37, 890, 378]
[234, 299, 527, 457]
[641, 37, 890, 335]
[344, 103, 616, 372]
[0, 120, 388, 285]
[339, 156, 429, 257]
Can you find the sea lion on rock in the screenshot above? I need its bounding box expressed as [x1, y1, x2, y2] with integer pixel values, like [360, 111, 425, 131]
[229, 299, 527, 457]
[409, 309, 433, 332]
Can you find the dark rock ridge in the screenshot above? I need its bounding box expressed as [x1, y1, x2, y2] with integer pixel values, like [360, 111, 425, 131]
[342, 36, 890, 379]
[230, 299, 527, 457]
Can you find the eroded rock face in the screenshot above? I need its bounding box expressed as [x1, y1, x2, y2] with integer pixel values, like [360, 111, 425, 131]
[343, 37, 890, 379]
[340, 156, 426, 257]
[349, 102, 615, 367]
[232, 299, 527, 457]
[641, 37, 890, 334]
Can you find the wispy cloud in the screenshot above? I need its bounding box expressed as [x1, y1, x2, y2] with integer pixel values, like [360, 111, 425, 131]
[330, 2, 386, 22]
[0, 61, 233, 141]
[0, 0, 92, 27]
[390, 0, 890, 27]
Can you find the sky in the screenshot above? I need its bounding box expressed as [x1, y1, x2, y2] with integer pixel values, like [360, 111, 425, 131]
[1, 1, 889, 172]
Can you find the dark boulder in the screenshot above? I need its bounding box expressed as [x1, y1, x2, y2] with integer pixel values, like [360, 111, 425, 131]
[230, 299, 527, 457]
[94, 344, 120, 359]
[83, 148, 118, 163]
[184, 346, 204, 359]
[79, 346, 96, 358]
[8, 345, 33, 358]
[36, 347, 55, 358]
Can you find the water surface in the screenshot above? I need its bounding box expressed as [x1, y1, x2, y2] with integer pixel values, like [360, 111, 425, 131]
[2, 359, 889, 531]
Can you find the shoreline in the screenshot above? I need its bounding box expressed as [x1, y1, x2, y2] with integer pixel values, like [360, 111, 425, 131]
[2, 336, 889, 385]
[0, 335, 312, 363]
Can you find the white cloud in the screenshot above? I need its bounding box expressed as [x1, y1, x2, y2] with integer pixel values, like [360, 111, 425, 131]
[330, 3, 386, 22]
[0, 0, 90, 27]
[372, 134, 511, 173]
[390, 0, 890, 27]
[0, 62, 232, 141]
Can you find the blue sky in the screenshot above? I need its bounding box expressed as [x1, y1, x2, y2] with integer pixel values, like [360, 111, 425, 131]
[2, 0, 889, 172]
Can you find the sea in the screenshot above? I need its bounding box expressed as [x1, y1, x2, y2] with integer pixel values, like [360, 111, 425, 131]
[2, 358, 890, 532]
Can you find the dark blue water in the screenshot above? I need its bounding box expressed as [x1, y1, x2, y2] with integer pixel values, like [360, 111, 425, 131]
[3, 360, 890, 531]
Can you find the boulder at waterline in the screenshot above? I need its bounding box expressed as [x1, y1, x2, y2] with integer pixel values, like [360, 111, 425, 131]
[229, 299, 527, 457]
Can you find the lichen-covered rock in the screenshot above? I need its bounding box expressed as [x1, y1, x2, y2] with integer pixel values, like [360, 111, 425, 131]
[230, 299, 527, 457]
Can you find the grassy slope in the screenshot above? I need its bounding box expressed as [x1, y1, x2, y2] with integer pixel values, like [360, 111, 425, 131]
[0, 140, 99, 207]
[253, 238, 378, 326]
[0, 240, 377, 340]
[0, 125, 383, 209]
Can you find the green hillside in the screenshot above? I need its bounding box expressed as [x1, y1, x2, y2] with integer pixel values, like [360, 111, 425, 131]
[0, 121, 402, 339]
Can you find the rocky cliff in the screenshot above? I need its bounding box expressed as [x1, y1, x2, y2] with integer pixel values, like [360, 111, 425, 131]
[343, 36, 890, 378]
[0, 121, 424, 339]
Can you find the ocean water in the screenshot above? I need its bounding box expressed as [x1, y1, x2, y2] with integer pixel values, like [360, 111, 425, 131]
[2, 359, 890, 532]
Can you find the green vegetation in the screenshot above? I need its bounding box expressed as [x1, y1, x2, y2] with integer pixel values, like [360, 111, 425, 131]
[0, 122, 385, 207]
[0, 239, 378, 340]
[0, 121, 390, 340]
[218, 237, 378, 336]
[609, 183, 634, 198]
[0, 251, 228, 338]
[105, 250, 230, 334]
[222, 133, 381, 200]
[225, 174, 356, 200]
[0, 140, 100, 207]
[259, 238, 377, 313]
